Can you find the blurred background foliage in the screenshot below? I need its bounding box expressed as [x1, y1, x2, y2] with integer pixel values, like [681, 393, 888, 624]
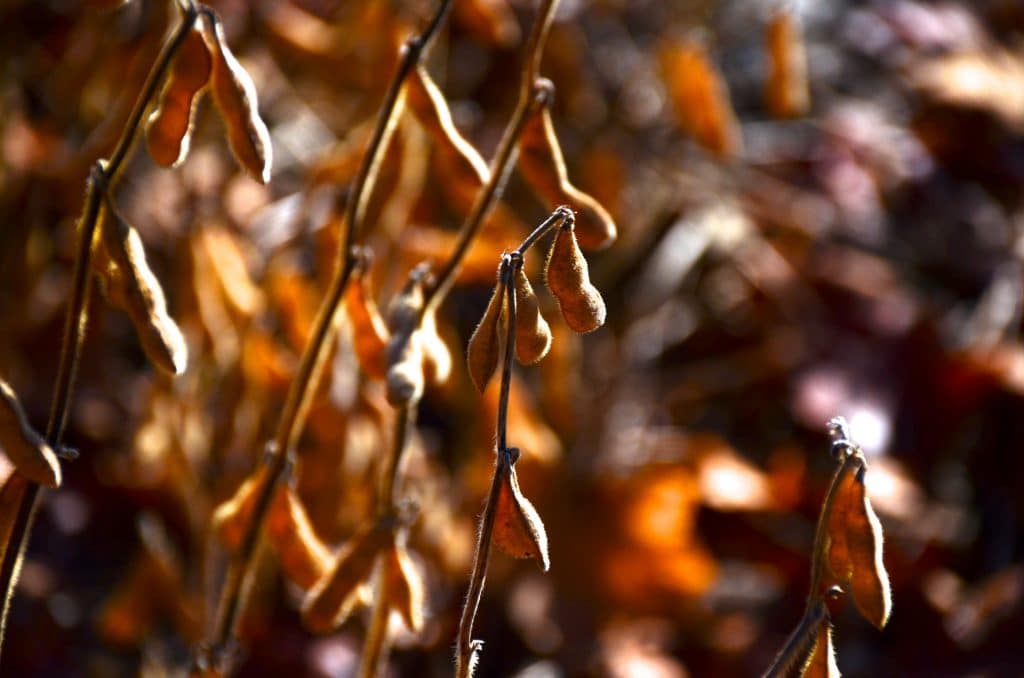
[2, 0, 1024, 675]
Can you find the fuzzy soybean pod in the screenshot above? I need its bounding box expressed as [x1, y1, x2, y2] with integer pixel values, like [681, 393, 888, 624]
[145, 24, 212, 168]
[205, 11, 273, 183]
[467, 264, 507, 392]
[513, 265, 551, 364]
[545, 225, 606, 334]
[95, 199, 188, 376]
[517, 102, 617, 251]
[384, 267, 430, 406]
[492, 448, 549, 571]
[0, 379, 61, 488]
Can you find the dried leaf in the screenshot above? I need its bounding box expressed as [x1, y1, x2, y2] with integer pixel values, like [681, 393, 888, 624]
[94, 200, 188, 376]
[205, 12, 273, 183]
[513, 266, 552, 364]
[659, 38, 742, 156]
[145, 24, 212, 167]
[766, 10, 809, 118]
[385, 540, 425, 632]
[518, 105, 617, 250]
[467, 269, 507, 392]
[800, 620, 840, 678]
[345, 268, 390, 381]
[545, 225, 606, 334]
[267, 486, 331, 590]
[493, 458, 550, 571]
[301, 521, 392, 633]
[0, 379, 60, 487]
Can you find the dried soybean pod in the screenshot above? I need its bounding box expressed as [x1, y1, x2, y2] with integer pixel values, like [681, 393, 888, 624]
[492, 451, 550, 571]
[467, 267, 506, 392]
[267, 486, 331, 590]
[301, 521, 392, 633]
[845, 462, 891, 629]
[518, 104, 617, 250]
[385, 540, 425, 632]
[406, 66, 489, 196]
[345, 269, 390, 381]
[211, 465, 269, 550]
[0, 379, 61, 488]
[800, 619, 839, 678]
[205, 11, 273, 183]
[384, 265, 430, 406]
[98, 199, 188, 376]
[766, 9, 809, 118]
[545, 225, 606, 333]
[145, 24, 212, 167]
[513, 265, 551, 365]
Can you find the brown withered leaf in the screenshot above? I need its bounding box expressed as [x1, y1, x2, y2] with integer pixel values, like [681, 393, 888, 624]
[385, 539, 425, 632]
[659, 38, 743, 157]
[204, 11, 273, 183]
[820, 454, 892, 629]
[301, 520, 393, 633]
[545, 225, 606, 334]
[145, 23, 212, 167]
[195, 224, 263, 320]
[0, 378, 61, 487]
[517, 104, 618, 250]
[266, 485, 331, 591]
[345, 267, 390, 381]
[467, 268, 507, 392]
[493, 455, 550, 571]
[800, 619, 840, 678]
[766, 10, 809, 118]
[94, 198, 188, 376]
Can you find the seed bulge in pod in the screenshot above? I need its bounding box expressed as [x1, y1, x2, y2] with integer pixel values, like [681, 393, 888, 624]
[513, 266, 551, 364]
[545, 226, 606, 334]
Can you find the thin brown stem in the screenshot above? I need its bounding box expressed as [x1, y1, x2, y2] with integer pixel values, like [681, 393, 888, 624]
[196, 2, 453, 670]
[0, 4, 200, 662]
[762, 599, 829, 678]
[426, 0, 563, 311]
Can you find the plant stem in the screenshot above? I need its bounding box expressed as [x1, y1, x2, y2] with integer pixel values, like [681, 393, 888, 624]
[762, 599, 828, 678]
[196, 2, 453, 670]
[0, 3, 199, 662]
[426, 0, 563, 311]
[455, 257, 519, 677]
[358, 557, 394, 678]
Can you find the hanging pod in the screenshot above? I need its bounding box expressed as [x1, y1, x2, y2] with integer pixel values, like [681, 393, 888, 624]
[512, 265, 551, 365]
[492, 449, 549, 571]
[466, 263, 507, 392]
[266, 485, 331, 591]
[545, 225, 606, 334]
[93, 198, 188, 376]
[145, 23, 212, 167]
[345, 266, 390, 381]
[384, 266, 431, 406]
[0, 379, 60, 488]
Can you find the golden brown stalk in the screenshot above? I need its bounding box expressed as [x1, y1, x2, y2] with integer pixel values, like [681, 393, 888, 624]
[545, 223, 606, 333]
[0, 381, 61, 488]
[145, 24, 212, 167]
[0, 3, 202, 661]
[203, 9, 273, 183]
[512, 265, 551, 364]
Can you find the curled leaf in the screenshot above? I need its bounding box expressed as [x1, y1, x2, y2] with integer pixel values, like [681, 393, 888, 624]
[301, 521, 392, 633]
[0, 379, 60, 487]
[385, 540, 425, 632]
[205, 12, 273, 183]
[467, 267, 507, 392]
[492, 453, 550, 571]
[766, 9, 810, 118]
[518, 104, 617, 250]
[513, 266, 551, 365]
[545, 225, 606, 334]
[267, 486, 331, 590]
[94, 200, 188, 376]
[345, 268, 390, 381]
[145, 24, 212, 167]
